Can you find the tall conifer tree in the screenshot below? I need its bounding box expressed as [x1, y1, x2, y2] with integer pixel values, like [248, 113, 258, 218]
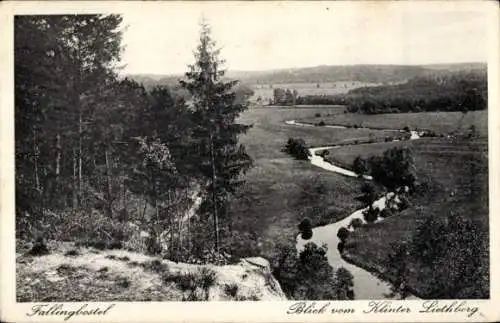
[181, 21, 252, 255]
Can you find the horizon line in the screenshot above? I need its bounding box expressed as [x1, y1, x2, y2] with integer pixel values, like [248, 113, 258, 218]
[122, 61, 487, 77]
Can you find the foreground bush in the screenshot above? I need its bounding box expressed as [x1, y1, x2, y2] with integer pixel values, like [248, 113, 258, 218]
[298, 217, 312, 233]
[349, 218, 363, 229]
[273, 243, 354, 300]
[363, 207, 379, 223]
[352, 156, 368, 176]
[337, 227, 350, 242]
[383, 212, 489, 299]
[379, 208, 394, 218]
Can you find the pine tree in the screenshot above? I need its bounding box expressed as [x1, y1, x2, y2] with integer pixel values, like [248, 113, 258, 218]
[180, 21, 252, 256]
[15, 15, 124, 234]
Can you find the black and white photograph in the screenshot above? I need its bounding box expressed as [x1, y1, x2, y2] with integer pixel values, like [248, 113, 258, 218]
[1, 0, 499, 322]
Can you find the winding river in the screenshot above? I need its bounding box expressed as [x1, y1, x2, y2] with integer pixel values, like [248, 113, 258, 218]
[288, 119, 420, 300]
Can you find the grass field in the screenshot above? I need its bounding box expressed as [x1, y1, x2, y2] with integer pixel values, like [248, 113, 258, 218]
[329, 136, 488, 297]
[300, 110, 488, 136]
[249, 81, 381, 103]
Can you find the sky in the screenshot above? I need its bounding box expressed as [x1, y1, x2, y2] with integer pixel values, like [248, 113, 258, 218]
[119, 1, 491, 75]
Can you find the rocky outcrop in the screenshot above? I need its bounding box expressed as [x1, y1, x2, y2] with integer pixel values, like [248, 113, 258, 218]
[16, 244, 287, 302]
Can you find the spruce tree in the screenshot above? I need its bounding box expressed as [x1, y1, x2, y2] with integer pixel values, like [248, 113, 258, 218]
[180, 21, 252, 255]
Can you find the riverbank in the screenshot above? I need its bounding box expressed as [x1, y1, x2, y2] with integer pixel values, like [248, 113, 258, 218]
[341, 249, 425, 299]
[290, 116, 487, 300]
[234, 107, 488, 299]
[336, 137, 489, 299]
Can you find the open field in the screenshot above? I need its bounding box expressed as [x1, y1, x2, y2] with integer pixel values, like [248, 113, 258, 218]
[249, 81, 381, 103]
[300, 110, 488, 136]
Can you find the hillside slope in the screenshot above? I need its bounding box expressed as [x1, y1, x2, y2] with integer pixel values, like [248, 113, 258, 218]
[128, 62, 486, 90]
[17, 242, 286, 302]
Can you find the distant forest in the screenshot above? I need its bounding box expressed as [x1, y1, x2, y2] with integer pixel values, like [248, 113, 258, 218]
[292, 69, 487, 114]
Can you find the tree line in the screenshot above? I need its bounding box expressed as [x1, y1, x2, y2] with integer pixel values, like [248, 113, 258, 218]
[15, 15, 252, 262]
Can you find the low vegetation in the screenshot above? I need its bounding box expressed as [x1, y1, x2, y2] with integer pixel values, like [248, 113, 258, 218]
[301, 110, 487, 137]
[283, 138, 312, 160]
[298, 218, 313, 240]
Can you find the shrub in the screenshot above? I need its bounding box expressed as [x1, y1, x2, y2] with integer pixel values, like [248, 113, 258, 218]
[405, 213, 489, 298]
[298, 217, 312, 233]
[27, 209, 134, 250]
[315, 113, 321, 117]
[380, 208, 394, 218]
[64, 249, 79, 256]
[363, 207, 379, 223]
[403, 126, 410, 132]
[360, 182, 376, 205]
[337, 241, 345, 253]
[221, 231, 258, 261]
[352, 156, 368, 176]
[224, 283, 239, 298]
[335, 267, 355, 300]
[337, 227, 350, 242]
[199, 267, 217, 291]
[368, 147, 417, 191]
[399, 196, 410, 211]
[28, 237, 49, 256]
[274, 243, 352, 300]
[83, 240, 106, 250]
[317, 121, 325, 126]
[176, 272, 198, 292]
[117, 277, 131, 288]
[56, 264, 74, 275]
[142, 259, 168, 272]
[301, 230, 313, 240]
[175, 267, 217, 301]
[108, 240, 123, 250]
[316, 149, 329, 158]
[284, 138, 311, 160]
[349, 218, 363, 229]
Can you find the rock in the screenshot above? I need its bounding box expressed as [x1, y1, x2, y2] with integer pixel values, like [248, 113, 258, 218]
[240, 257, 271, 270]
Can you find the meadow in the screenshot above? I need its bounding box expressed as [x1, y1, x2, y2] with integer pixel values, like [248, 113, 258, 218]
[300, 110, 488, 136]
[249, 81, 381, 104]
[313, 113, 488, 297]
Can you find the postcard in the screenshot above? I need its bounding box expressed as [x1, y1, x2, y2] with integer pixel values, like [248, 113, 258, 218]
[1, 1, 498, 322]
